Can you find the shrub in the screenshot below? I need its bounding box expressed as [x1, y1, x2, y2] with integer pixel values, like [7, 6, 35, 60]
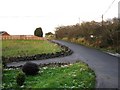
[16, 72, 25, 86]
[2, 56, 7, 68]
[22, 62, 39, 75]
[34, 27, 43, 37]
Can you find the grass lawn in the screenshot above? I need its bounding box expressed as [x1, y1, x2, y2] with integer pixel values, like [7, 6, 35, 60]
[2, 40, 61, 57]
[2, 62, 96, 89]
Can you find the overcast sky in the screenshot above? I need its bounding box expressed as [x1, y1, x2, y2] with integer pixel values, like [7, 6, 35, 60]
[0, 0, 119, 35]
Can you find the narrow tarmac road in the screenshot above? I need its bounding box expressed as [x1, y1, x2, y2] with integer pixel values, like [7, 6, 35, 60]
[7, 40, 119, 88]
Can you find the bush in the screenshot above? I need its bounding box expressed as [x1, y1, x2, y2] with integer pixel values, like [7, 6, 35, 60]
[22, 62, 39, 75]
[16, 72, 25, 86]
[34, 27, 43, 37]
[2, 56, 7, 68]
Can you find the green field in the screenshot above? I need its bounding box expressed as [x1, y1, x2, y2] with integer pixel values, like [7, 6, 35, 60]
[2, 40, 61, 57]
[2, 62, 96, 89]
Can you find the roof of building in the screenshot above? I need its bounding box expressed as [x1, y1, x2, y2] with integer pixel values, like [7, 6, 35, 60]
[0, 31, 9, 35]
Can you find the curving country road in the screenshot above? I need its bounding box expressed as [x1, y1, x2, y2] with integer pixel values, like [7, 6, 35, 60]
[7, 40, 119, 88]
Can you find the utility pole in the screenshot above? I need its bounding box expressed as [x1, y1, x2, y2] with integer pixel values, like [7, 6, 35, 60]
[102, 14, 103, 27]
[79, 17, 80, 24]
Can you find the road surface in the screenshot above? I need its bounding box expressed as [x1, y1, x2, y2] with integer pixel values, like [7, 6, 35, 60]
[7, 40, 119, 88]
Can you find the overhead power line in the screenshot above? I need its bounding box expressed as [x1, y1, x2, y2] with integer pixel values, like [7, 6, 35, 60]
[103, 0, 116, 16]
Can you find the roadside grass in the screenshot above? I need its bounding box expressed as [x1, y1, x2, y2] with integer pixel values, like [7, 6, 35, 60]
[2, 62, 96, 89]
[62, 38, 119, 54]
[2, 40, 61, 57]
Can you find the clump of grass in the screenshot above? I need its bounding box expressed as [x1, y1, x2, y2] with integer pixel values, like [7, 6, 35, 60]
[2, 61, 96, 89]
[2, 40, 61, 57]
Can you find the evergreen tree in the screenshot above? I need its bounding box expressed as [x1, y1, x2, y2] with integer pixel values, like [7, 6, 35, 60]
[34, 27, 43, 37]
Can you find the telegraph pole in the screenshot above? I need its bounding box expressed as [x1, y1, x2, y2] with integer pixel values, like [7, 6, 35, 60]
[102, 14, 103, 27]
[79, 17, 80, 24]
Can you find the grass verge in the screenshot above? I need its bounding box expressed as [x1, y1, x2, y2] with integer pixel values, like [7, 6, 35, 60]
[2, 40, 61, 57]
[62, 39, 119, 54]
[2, 61, 96, 89]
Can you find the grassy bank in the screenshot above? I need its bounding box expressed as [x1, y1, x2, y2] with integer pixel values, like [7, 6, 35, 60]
[2, 40, 61, 57]
[62, 38, 119, 54]
[2, 62, 96, 89]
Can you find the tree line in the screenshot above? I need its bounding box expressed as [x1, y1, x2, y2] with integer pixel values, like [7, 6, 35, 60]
[55, 17, 120, 53]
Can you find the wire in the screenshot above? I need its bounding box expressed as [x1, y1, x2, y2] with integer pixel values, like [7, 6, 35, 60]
[103, 0, 116, 16]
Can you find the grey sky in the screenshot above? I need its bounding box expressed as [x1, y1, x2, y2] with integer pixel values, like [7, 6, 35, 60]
[0, 0, 119, 35]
